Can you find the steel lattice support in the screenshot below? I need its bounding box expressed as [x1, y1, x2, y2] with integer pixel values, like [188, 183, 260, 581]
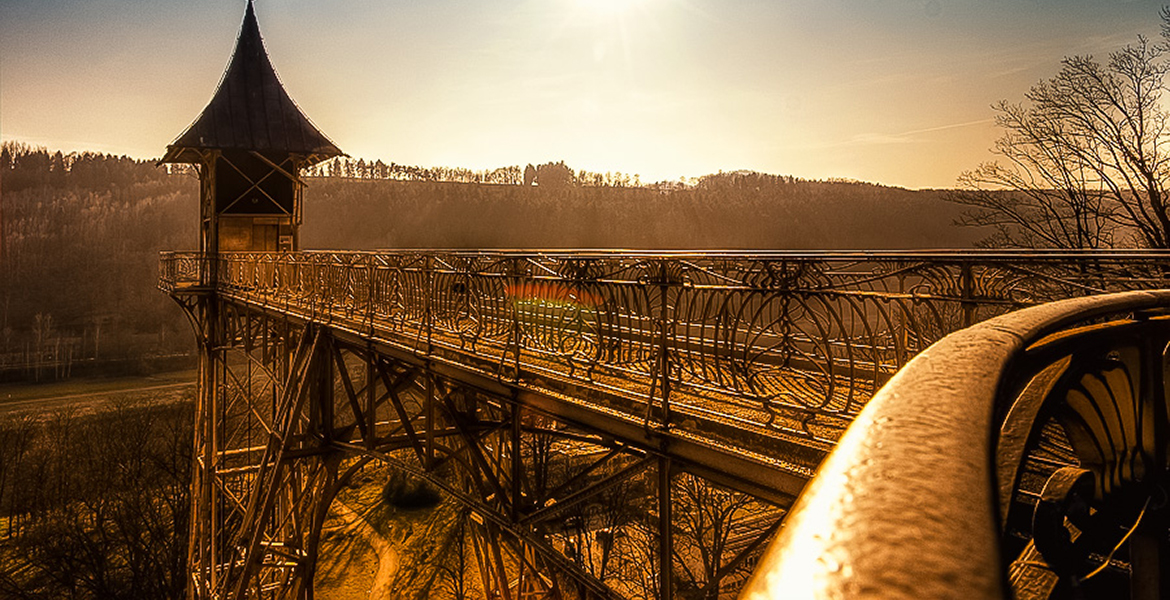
[172, 294, 786, 599]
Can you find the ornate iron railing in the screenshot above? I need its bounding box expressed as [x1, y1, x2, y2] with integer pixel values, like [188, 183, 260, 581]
[742, 289, 1170, 598]
[160, 250, 1170, 444]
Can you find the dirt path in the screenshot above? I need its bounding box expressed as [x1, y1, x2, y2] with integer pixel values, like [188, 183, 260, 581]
[330, 500, 399, 600]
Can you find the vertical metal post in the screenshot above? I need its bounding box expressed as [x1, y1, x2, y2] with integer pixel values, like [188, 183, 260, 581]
[780, 262, 792, 369]
[658, 456, 673, 599]
[319, 336, 334, 443]
[189, 297, 219, 599]
[511, 401, 523, 522]
[366, 352, 376, 450]
[290, 159, 301, 252]
[202, 297, 221, 596]
[425, 370, 435, 470]
[1143, 318, 1168, 489]
[186, 341, 200, 600]
[211, 301, 223, 596]
[1131, 317, 1170, 600]
[203, 153, 219, 287]
[366, 255, 375, 336]
[425, 255, 434, 353]
[511, 258, 523, 382]
[657, 261, 672, 425]
[0, 150, 5, 288]
[262, 311, 270, 367]
[896, 270, 907, 366]
[960, 261, 975, 328]
[1130, 525, 1170, 600]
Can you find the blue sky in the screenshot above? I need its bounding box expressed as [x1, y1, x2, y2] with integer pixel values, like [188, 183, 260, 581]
[1, 0, 1165, 188]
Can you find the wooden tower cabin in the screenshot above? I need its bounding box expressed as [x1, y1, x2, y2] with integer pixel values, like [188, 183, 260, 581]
[160, 0, 343, 254]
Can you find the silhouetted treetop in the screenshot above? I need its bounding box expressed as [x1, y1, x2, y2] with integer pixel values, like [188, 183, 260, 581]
[948, 9, 1170, 249]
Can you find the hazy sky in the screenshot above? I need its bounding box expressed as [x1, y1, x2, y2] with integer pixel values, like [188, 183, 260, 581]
[1, 0, 1165, 188]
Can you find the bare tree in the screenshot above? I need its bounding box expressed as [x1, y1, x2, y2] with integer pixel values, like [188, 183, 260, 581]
[0, 401, 192, 599]
[672, 474, 756, 600]
[435, 509, 474, 600]
[949, 11, 1170, 249]
[0, 414, 35, 538]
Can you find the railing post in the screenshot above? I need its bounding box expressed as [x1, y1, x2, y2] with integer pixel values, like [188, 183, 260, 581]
[510, 257, 522, 382]
[203, 252, 216, 289]
[643, 259, 674, 430]
[366, 254, 375, 336]
[960, 261, 975, 328]
[779, 259, 792, 370]
[425, 255, 434, 353]
[657, 260, 672, 426]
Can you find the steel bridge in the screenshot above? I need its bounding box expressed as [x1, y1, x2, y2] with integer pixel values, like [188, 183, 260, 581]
[157, 5, 1170, 597]
[160, 249, 1170, 599]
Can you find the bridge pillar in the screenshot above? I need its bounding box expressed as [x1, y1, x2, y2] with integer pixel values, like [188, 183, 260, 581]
[658, 456, 674, 599]
[187, 295, 220, 599]
[160, 3, 343, 593]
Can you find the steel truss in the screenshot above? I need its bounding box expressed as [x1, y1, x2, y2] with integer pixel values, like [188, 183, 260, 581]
[163, 250, 1170, 599]
[176, 294, 782, 599]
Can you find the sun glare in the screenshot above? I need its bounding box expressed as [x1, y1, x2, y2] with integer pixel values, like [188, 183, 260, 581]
[574, 0, 644, 15]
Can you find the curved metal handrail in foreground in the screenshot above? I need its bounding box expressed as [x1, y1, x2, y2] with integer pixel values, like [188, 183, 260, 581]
[742, 289, 1170, 599]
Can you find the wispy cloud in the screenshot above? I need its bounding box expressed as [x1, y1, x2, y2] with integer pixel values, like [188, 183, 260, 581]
[849, 118, 996, 146]
[897, 118, 996, 137]
[795, 118, 996, 150]
[849, 133, 915, 146]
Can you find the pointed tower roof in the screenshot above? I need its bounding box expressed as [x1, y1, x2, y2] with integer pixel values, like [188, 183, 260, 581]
[162, 1, 343, 164]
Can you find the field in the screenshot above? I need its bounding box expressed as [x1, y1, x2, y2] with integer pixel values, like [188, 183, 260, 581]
[0, 369, 196, 417]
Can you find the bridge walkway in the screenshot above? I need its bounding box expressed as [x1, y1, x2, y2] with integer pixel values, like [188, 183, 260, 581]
[208, 282, 844, 504]
[161, 249, 1170, 506]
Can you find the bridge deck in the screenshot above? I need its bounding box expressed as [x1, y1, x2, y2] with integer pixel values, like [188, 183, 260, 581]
[213, 284, 839, 502]
[162, 250, 1170, 502]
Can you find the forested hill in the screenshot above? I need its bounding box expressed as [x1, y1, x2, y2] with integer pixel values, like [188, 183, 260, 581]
[1, 143, 975, 382]
[302, 172, 978, 250]
[1, 144, 198, 382]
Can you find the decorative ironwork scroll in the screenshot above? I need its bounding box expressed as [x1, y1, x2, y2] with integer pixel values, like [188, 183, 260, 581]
[161, 250, 1170, 443]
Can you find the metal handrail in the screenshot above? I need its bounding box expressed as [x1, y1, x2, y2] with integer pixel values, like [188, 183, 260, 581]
[741, 289, 1170, 599]
[159, 250, 1170, 443]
